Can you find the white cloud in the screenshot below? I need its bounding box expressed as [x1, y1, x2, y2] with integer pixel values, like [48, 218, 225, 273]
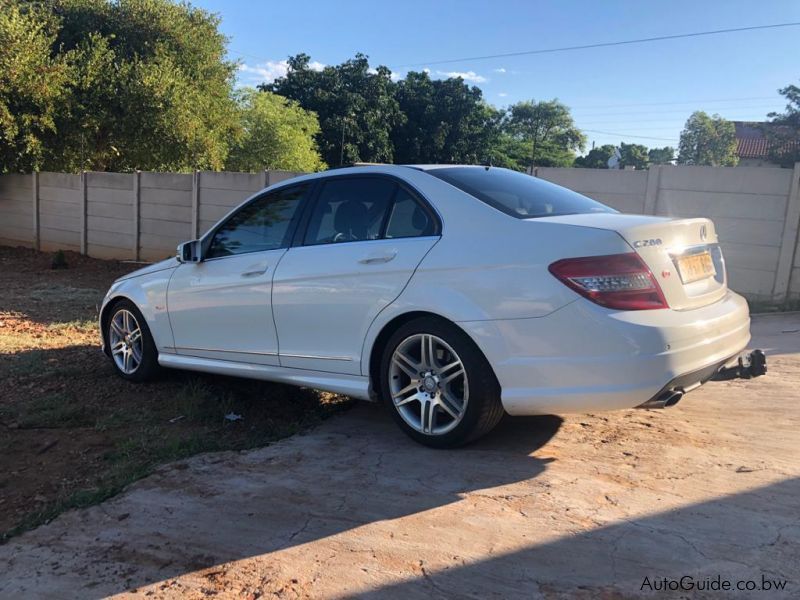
[237, 59, 325, 85]
[497, 92, 508, 97]
[436, 70, 487, 84]
[422, 68, 431, 74]
[238, 60, 288, 85]
[390, 71, 404, 82]
[494, 67, 507, 73]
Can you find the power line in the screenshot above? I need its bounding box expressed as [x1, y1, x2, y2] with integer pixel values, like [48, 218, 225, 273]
[398, 22, 800, 68]
[572, 104, 780, 118]
[566, 95, 780, 110]
[583, 129, 679, 142]
[579, 113, 776, 125]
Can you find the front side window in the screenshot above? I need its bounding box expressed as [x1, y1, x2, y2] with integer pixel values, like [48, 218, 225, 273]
[206, 185, 307, 258]
[427, 167, 616, 219]
[304, 178, 396, 245]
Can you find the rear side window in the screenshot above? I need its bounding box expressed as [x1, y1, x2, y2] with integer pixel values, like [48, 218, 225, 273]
[304, 178, 396, 245]
[385, 188, 436, 238]
[427, 167, 616, 219]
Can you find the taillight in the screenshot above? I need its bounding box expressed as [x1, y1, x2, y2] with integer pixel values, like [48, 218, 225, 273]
[548, 253, 668, 310]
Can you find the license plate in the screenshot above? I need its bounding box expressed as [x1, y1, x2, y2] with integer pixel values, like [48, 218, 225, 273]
[676, 251, 716, 284]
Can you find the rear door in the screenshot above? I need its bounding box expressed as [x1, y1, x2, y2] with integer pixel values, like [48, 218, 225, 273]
[272, 176, 440, 375]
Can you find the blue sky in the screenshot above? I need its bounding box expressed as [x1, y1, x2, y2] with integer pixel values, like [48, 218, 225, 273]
[194, 0, 800, 152]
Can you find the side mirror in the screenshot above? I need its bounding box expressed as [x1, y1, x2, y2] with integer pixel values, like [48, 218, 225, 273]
[177, 240, 202, 263]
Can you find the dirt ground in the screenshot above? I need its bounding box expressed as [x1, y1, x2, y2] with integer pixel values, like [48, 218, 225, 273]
[0, 246, 349, 541]
[0, 302, 798, 598]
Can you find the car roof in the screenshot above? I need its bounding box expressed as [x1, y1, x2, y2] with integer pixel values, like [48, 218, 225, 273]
[265, 163, 499, 192]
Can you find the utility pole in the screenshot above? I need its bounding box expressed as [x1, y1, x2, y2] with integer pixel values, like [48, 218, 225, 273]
[340, 118, 346, 166]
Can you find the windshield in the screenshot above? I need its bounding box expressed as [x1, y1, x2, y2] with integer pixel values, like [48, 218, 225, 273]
[427, 167, 617, 219]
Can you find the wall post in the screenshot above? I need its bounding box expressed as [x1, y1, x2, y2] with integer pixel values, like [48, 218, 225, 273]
[774, 162, 800, 302]
[191, 170, 200, 239]
[262, 169, 269, 189]
[644, 165, 661, 215]
[80, 171, 88, 254]
[31, 171, 40, 250]
[132, 170, 141, 261]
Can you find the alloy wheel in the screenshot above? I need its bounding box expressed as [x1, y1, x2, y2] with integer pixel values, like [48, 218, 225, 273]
[389, 333, 469, 435]
[109, 308, 143, 375]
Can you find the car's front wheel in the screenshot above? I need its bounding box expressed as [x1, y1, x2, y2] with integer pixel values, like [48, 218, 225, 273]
[380, 317, 504, 448]
[106, 299, 160, 381]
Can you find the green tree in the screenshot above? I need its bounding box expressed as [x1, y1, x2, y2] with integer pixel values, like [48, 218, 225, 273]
[574, 144, 616, 168]
[41, 0, 239, 172]
[0, 1, 66, 172]
[266, 53, 404, 166]
[225, 88, 325, 172]
[765, 82, 800, 168]
[503, 100, 586, 170]
[618, 142, 649, 170]
[391, 71, 499, 164]
[648, 146, 675, 165]
[678, 112, 738, 166]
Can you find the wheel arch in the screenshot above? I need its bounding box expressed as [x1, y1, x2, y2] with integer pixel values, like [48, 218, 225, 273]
[366, 310, 498, 401]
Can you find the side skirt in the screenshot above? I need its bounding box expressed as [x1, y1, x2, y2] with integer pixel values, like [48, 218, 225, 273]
[158, 353, 372, 400]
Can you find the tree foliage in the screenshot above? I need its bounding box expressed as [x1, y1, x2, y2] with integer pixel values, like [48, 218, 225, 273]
[575, 143, 675, 169]
[225, 88, 325, 172]
[391, 71, 499, 164]
[503, 100, 586, 169]
[648, 146, 675, 165]
[766, 82, 800, 168]
[1, 0, 240, 173]
[0, 1, 66, 172]
[574, 144, 616, 168]
[265, 54, 403, 166]
[678, 111, 738, 166]
[618, 142, 649, 170]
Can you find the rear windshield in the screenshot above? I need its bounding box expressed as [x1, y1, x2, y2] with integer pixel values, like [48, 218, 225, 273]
[427, 167, 616, 219]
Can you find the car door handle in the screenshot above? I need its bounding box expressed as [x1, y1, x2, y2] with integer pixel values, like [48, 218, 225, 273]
[358, 252, 396, 265]
[241, 265, 269, 277]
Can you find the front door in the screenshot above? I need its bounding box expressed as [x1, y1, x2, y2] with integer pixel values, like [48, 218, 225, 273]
[272, 176, 440, 375]
[167, 184, 309, 364]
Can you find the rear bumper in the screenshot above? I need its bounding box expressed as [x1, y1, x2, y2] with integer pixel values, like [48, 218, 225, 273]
[459, 292, 751, 415]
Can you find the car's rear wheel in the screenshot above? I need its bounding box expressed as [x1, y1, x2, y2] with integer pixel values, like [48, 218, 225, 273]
[107, 300, 160, 381]
[380, 317, 504, 448]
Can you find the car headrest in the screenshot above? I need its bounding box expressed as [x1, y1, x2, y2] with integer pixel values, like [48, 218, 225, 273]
[334, 199, 369, 239]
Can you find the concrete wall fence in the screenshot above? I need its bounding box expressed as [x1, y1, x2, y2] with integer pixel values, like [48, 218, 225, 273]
[1, 164, 799, 302]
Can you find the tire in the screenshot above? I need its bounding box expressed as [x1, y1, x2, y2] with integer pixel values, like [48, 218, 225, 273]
[106, 299, 160, 382]
[379, 316, 504, 448]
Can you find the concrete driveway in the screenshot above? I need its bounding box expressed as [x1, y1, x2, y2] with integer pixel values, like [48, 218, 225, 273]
[1, 314, 799, 599]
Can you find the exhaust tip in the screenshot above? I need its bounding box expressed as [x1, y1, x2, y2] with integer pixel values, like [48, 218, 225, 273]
[638, 389, 683, 409]
[662, 390, 683, 407]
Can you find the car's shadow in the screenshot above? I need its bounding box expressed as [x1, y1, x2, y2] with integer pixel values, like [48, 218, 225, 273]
[2, 403, 799, 598]
[0, 404, 562, 597]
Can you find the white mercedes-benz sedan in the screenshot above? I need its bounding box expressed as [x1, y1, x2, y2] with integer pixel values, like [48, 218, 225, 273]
[100, 165, 761, 447]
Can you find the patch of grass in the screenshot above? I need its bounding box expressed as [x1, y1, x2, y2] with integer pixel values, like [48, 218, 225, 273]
[46, 319, 97, 332]
[0, 349, 86, 379]
[0, 247, 354, 543]
[15, 392, 93, 429]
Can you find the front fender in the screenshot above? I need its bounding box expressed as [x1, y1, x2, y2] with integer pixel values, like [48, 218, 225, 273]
[99, 267, 177, 354]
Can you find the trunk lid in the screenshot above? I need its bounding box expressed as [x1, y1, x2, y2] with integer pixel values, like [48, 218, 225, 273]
[540, 213, 727, 311]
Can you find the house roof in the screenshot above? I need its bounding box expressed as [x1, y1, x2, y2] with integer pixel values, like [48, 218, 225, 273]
[733, 121, 797, 160]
